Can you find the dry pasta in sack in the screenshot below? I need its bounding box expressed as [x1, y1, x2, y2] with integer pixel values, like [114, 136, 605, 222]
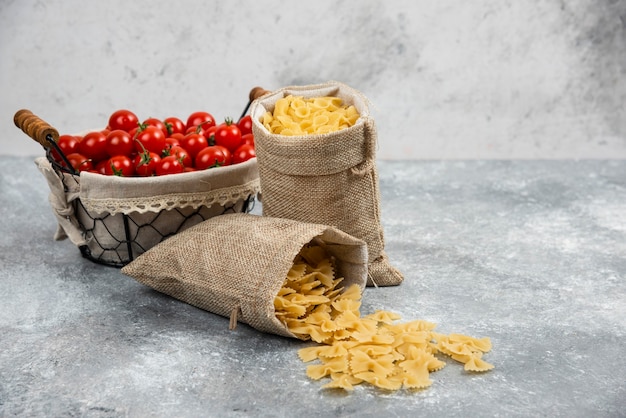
[251, 81, 403, 287]
[121, 213, 368, 337]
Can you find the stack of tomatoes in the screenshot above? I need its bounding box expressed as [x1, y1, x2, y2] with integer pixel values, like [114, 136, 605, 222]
[53, 109, 256, 176]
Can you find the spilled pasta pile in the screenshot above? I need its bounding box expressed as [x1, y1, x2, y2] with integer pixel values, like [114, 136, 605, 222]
[261, 95, 359, 136]
[274, 245, 494, 391]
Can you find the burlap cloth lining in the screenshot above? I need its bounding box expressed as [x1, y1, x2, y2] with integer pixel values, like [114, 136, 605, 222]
[77, 158, 260, 214]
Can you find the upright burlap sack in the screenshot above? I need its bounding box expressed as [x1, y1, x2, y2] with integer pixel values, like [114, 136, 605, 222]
[121, 213, 368, 338]
[250, 81, 403, 287]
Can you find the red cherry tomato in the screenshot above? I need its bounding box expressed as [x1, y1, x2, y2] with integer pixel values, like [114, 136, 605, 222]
[204, 125, 218, 143]
[142, 117, 168, 139]
[133, 151, 161, 176]
[52, 134, 80, 163]
[163, 116, 186, 136]
[128, 126, 140, 140]
[241, 133, 254, 147]
[78, 131, 108, 162]
[217, 145, 231, 165]
[214, 118, 242, 153]
[95, 159, 108, 175]
[156, 155, 185, 175]
[134, 126, 166, 154]
[180, 133, 208, 160]
[186, 111, 215, 131]
[238, 115, 253, 136]
[185, 125, 198, 135]
[167, 145, 192, 168]
[232, 144, 256, 164]
[66, 153, 93, 172]
[164, 137, 181, 151]
[108, 109, 139, 132]
[106, 129, 134, 157]
[104, 155, 134, 177]
[195, 145, 231, 170]
[184, 124, 216, 140]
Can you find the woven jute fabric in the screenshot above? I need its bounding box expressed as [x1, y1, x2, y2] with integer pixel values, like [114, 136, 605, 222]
[250, 81, 403, 287]
[121, 213, 368, 338]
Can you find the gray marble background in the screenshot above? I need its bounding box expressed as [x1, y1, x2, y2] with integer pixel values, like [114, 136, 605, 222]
[1, 0, 625, 159]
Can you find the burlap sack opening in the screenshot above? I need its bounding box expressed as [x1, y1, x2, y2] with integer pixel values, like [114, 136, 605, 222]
[121, 213, 368, 338]
[35, 156, 260, 266]
[250, 81, 403, 287]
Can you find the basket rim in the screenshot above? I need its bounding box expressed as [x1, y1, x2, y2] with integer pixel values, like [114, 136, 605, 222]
[35, 156, 260, 215]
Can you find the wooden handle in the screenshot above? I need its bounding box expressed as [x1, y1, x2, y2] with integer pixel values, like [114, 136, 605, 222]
[14, 109, 59, 148]
[249, 87, 271, 102]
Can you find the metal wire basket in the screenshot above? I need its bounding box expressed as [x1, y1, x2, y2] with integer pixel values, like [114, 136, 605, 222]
[14, 94, 266, 267]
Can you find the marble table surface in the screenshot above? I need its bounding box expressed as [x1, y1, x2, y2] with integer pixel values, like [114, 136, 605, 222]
[1, 156, 624, 417]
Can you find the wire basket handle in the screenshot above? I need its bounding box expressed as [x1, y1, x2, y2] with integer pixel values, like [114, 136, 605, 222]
[239, 87, 271, 121]
[14, 109, 78, 174]
[249, 87, 271, 102]
[14, 109, 59, 148]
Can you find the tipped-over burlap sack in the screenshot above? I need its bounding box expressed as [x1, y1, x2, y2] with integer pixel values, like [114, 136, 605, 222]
[121, 213, 368, 338]
[250, 81, 403, 287]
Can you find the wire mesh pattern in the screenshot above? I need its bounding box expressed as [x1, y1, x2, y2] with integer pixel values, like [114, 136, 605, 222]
[46, 150, 255, 267]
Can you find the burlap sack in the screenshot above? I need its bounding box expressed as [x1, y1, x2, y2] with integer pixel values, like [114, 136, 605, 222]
[121, 213, 368, 338]
[35, 156, 260, 266]
[250, 81, 403, 287]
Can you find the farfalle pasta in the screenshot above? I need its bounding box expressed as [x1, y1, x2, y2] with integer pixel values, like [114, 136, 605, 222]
[261, 94, 359, 136]
[275, 245, 494, 392]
